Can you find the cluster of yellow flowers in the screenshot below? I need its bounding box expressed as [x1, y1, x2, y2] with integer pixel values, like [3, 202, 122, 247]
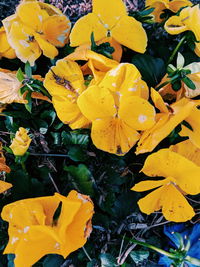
[0, 0, 200, 265]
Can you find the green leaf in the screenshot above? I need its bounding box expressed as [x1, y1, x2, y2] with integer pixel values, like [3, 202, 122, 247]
[68, 146, 88, 162]
[172, 80, 182, 91]
[130, 250, 149, 264]
[182, 76, 196, 90]
[64, 164, 94, 196]
[25, 91, 32, 113]
[132, 54, 166, 87]
[41, 110, 56, 126]
[16, 68, 25, 82]
[43, 255, 64, 267]
[62, 131, 89, 146]
[99, 253, 117, 267]
[50, 132, 61, 145]
[25, 61, 32, 78]
[139, 7, 155, 16]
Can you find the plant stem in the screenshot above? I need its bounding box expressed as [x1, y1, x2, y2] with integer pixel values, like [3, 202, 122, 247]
[29, 153, 69, 158]
[167, 36, 187, 65]
[185, 255, 200, 266]
[48, 173, 60, 193]
[82, 246, 92, 261]
[155, 74, 180, 91]
[128, 238, 179, 259]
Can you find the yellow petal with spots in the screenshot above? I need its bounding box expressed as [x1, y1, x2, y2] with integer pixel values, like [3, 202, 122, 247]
[111, 15, 147, 53]
[44, 59, 86, 98]
[7, 22, 41, 66]
[141, 149, 200, 194]
[42, 15, 71, 47]
[119, 96, 155, 131]
[137, 186, 164, 214]
[136, 98, 197, 154]
[91, 117, 140, 155]
[93, 0, 127, 29]
[70, 13, 107, 47]
[52, 95, 90, 129]
[161, 184, 195, 222]
[77, 85, 116, 121]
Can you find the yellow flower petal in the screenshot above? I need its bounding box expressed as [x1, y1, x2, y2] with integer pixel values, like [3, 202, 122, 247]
[93, 0, 127, 29]
[10, 127, 32, 156]
[169, 0, 192, 13]
[42, 15, 71, 47]
[141, 149, 200, 195]
[2, 191, 94, 267]
[136, 98, 197, 154]
[161, 184, 195, 222]
[119, 96, 155, 131]
[0, 180, 12, 194]
[146, 0, 168, 22]
[70, 13, 107, 47]
[180, 107, 200, 149]
[151, 88, 168, 113]
[91, 117, 140, 155]
[34, 34, 58, 59]
[170, 139, 200, 166]
[52, 95, 90, 129]
[7, 22, 41, 66]
[111, 15, 147, 53]
[131, 179, 167, 192]
[16, 2, 48, 32]
[137, 186, 164, 214]
[77, 85, 116, 121]
[164, 15, 188, 34]
[44, 59, 86, 97]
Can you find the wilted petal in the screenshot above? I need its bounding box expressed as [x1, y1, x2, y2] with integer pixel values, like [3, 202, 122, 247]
[42, 15, 71, 47]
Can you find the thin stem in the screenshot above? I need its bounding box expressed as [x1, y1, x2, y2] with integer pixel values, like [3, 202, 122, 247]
[155, 74, 180, 91]
[82, 246, 92, 261]
[185, 255, 200, 266]
[29, 153, 69, 158]
[48, 173, 60, 193]
[127, 238, 179, 259]
[167, 35, 187, 65]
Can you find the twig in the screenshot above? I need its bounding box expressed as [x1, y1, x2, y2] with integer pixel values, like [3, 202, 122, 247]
[48, 173, 60, 193]
[82, 246, 92, 261]
[30, 153, 69, 157]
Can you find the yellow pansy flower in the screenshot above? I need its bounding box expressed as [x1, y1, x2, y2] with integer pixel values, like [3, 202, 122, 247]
[165, 5, 200, 56]
[70, 0, 147, 53]
[44, 51, 118, 129]
[146, 0, 192, 22]
[1, 190, 94, 267]
[136, 88, 198, 154]
[0, 26, 16, 59]
[10, 127, 32, 156]
[131, 148, 200, 222]
[3, 1, 71, 66]
[77, 63, 155, 155]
